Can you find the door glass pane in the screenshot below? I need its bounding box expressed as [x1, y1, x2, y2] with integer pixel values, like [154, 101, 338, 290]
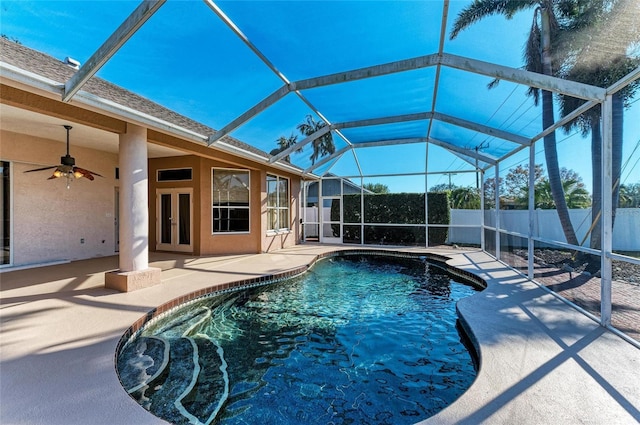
[178, 193, 190, 245]
[1, 161, 10, 265]
[160, 194, 171, 244]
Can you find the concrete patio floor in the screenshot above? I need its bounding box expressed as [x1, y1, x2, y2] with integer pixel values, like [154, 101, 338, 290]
[1, 245, 639, 424]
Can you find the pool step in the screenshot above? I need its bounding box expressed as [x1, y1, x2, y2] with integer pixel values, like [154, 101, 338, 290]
[120, 336, 230, 425]
[118, 306, 231, 424]
[117, 336, 169, 394]
[145, 337, 200, 425]
[154, 306, 211, 339]
[176, 337, 229, 425]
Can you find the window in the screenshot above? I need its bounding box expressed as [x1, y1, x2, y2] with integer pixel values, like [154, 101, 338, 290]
[267, 174, 290, 231]
[212, 169, 250, 233]
[157, 168, 192, 181]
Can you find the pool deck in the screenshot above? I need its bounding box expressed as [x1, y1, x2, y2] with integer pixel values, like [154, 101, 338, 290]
[1, 245, 639, 424]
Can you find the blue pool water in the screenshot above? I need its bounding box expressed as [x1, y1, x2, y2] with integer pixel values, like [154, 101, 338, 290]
[117, 254, 479, 425]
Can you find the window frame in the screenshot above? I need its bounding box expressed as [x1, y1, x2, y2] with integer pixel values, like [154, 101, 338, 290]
[266, 174, 290, 233]
[211, 167, 251, 234]
[157, 167, 193, 182]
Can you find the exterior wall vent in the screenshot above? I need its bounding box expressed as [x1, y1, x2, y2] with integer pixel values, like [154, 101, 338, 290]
[64, 57, 80, 70]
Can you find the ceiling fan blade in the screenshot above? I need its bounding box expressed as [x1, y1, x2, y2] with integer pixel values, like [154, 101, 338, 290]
[47, 167, 65, 180]
[24, 166, 57, 173]
[73, 167, 102, 180]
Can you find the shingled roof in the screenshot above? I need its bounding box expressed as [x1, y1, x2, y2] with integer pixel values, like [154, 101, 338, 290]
[0, 37, 271, 159]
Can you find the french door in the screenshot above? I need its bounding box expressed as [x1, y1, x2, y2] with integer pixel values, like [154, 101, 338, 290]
[156, 189, 193, 253]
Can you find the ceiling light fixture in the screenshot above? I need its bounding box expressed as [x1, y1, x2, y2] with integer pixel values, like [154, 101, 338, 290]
[24, 125, 103, 189]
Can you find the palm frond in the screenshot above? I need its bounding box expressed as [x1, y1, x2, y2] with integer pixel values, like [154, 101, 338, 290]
[487, 78, 500, 89]
[524, 12, 543, 74]
[450, 0, 538, 39]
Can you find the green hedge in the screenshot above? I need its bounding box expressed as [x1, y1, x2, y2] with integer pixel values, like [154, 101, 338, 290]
[427, 192, 450, 245]
[342, 192, 450, 245]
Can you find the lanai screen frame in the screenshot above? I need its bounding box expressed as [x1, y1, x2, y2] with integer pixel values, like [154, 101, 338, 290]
[53, 0, 640, 346]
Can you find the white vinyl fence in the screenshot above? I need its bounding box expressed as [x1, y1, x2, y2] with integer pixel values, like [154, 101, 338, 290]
[448, 208, 640, 251]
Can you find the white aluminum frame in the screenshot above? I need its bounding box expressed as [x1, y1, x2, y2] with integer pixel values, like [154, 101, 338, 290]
[44, 0, 639, 344]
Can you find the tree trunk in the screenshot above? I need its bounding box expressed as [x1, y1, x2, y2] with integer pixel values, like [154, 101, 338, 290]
[540, 5, 579, 246]
[585, 93, 622, 272]
[612, 92, 623, 228]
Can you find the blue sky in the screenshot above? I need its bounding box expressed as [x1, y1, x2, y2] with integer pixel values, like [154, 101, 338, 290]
[2, 0, 638, 194]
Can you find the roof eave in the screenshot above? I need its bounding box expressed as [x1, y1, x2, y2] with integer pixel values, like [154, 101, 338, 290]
[1, 60, 310, 177]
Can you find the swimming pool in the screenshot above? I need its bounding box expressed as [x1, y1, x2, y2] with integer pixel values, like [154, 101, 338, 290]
[117, 252, 481, 424]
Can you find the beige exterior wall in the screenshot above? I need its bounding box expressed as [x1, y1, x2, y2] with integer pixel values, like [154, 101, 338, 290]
[3, 131, 302, 267]
[1, 130, 118, 266]
[149, 155, 301, 257]
[261, 169, 301, 253]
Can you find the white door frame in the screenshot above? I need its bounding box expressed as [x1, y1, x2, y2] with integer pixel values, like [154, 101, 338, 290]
[156, 188, 193, 253]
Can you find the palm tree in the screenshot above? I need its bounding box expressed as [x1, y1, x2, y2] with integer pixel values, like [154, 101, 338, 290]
[557, 0, 640, 250]
[451, 0, 580, 245]
[619, 183, 640, 208]
[270, 133, 300, 162]
[515, 168, 590, 209]
[450, 187, 481, 209]
[563, 178, 591, 208]
[363, 182, 390, 194]
[532, 180, 555, 209]
[297, 115, 335, 165]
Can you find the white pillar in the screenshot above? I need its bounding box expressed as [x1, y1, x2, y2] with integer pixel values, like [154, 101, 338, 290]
[424, 143, 429, 247]
[528, 143, 535, 279]
[495, 162, 501, 260]
[105, 123, 160, 291]
[480, 168, 485, 251]
[601, 95, 613, 326]
[119, 123, 149, 271]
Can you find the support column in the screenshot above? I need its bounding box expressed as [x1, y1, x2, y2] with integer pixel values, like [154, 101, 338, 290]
[105, 123, 161, 291]
[480, 168, 485, 251]
[528, 143, 535, 279]
[495, 162, 501, 260]
[424, 143, 429, 247]
[601, 95, 613, 326]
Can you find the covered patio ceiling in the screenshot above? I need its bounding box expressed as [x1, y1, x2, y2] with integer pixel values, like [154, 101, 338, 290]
[4, 0, 639, 181]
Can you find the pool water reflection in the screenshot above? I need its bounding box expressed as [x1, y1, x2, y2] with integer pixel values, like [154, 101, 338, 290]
[117, 254, 480, 425]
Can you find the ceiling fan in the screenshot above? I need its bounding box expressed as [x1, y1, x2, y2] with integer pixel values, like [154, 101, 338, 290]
[24, 125, 103, 188]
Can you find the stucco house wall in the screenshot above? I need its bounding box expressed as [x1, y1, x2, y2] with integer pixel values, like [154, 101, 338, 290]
[2, 130, 118, 266]
[148, 155, 301, 257]
[261, 170, 301, 253]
